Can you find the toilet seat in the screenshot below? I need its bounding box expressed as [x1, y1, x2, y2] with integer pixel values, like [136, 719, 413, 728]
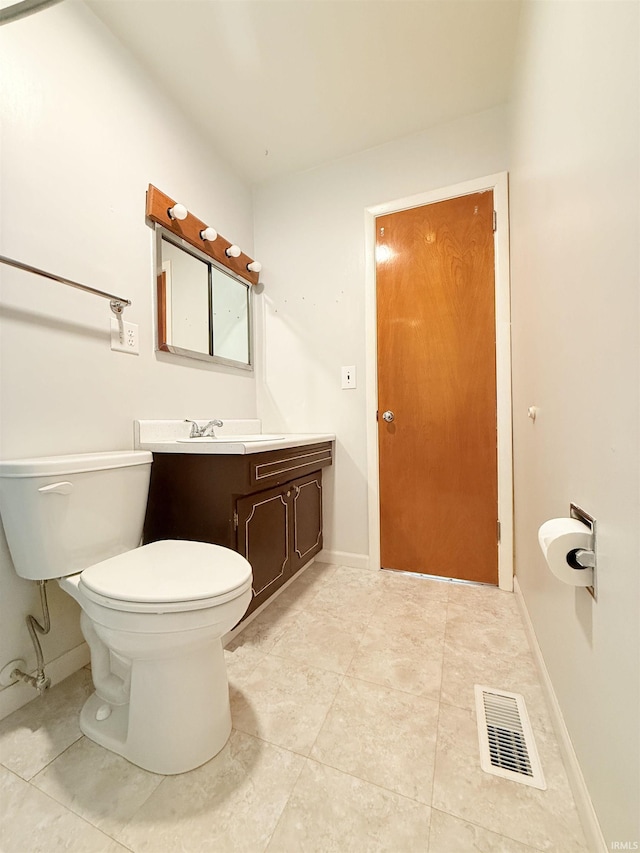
[78, 539, 252, 613]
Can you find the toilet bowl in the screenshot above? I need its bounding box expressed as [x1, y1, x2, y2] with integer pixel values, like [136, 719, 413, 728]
[0, 451, 253, 774]
[60, 540, 252, 774]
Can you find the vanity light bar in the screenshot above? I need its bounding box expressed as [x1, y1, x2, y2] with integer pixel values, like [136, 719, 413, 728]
[146, 185, 261, 286]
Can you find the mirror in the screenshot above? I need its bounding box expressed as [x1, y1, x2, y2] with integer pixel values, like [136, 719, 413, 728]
[212, 266, 249, 364]
[155, 226, 252, 369]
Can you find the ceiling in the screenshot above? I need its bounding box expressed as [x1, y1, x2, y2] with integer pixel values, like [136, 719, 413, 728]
[87, 0, 522, 185]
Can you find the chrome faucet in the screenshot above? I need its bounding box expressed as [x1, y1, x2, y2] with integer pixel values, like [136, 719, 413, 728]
[184, 419, 224, 438]
[202, 419, 223, 437]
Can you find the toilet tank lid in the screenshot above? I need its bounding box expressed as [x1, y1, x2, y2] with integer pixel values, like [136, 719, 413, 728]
[0, 450, 152, 478]
[80, 540, 252, 603]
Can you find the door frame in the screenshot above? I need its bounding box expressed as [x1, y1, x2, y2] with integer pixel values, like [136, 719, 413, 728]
[364, 172, 513, 591]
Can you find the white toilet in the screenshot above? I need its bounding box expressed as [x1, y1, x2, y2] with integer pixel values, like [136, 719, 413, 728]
[0, 450, 252, 775]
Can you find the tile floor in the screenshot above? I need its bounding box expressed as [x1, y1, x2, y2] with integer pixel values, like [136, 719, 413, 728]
[0, 562, 589, 852]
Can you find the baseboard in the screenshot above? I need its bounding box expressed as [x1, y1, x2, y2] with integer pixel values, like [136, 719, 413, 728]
[0, 642, 91, 721]
[316, 549, 370, 570]
[513, 577, 607, 853]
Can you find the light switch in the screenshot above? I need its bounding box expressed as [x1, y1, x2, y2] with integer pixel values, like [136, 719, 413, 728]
[341, 365, 356, 389]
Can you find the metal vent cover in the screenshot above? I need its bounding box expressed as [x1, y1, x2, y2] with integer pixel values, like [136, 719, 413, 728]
[475, 685, 546, 790]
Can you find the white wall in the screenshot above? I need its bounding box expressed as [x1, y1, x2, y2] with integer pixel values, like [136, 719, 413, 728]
[253, 106, 509, 564]
[509, 1, 639, 845]
[0, 3, 256, 711]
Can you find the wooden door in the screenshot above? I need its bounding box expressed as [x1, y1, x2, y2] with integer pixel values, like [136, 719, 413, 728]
[376, 191, 498, 584]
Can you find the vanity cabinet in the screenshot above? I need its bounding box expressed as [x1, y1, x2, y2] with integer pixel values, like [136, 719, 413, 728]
[142, 442, 332, 619]
[236, 470, 323, 613]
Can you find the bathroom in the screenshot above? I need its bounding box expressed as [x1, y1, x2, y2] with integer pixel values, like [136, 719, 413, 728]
[0, 1, 638, 850]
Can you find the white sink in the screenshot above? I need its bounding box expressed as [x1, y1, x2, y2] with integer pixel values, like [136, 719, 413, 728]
[176, 435, 285, 443]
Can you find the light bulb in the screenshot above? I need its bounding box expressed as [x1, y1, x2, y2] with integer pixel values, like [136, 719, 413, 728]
[168, 203, 188, 221]
[200, 226, 217, 242]
[225, 245, 241, 258]
[247, 261, 262, 273]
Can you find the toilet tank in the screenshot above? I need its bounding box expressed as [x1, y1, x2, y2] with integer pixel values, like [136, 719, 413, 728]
[0, 451, 152, 580]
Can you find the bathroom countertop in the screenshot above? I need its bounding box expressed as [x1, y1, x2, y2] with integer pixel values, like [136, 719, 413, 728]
[134, 420, 335, 455]
[136, 434, 335, 455]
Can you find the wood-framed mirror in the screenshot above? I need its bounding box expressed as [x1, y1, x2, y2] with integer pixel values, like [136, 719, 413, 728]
[155, 225, 253, 370]
[146, 184, 259, 371]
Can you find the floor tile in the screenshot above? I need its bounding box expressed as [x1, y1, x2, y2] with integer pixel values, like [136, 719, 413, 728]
[432, 703, 588, 852]
[440, 644, 554, 734]
[445, 605, 532, 663]
[266, 759, 431, 852]
[0, 764, 128, 853]
[224, 644, 267, 686]
[447, 580, 516, 609]
[0, 668, 93, 780]
[428, 808, 544, 853]
[446, 594, 522, 629]
[347, 619, 444, 699]
[116, 729, 304, 853]
[270, 561, 339, 612]
[324, 565, 381, 590]
[374, 569, 451, 602]
[0, 564, 589, 853]
[306, 565, 383, 621]
[225, 599, 303, 656]
[230, 654, 342, 755]
[369, 589, 448, 635]
[311, 675, 439, 803]
[309, 560, 340, 571]
[32, 736, 163, 836]
[269, 607, 369, 674]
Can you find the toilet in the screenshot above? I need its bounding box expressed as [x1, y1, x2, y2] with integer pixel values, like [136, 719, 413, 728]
[0, 450, 252, 775]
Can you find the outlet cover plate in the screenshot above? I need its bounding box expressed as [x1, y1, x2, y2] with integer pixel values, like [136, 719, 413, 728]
[110, 318, 139, 355]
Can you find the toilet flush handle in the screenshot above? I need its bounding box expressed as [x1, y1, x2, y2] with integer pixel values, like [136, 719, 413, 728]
[38, 482, 73, 495]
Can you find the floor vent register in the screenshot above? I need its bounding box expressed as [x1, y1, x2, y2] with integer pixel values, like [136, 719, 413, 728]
[474, 685, 546, 790]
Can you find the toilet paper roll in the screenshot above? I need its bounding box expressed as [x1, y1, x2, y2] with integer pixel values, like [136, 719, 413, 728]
[537, 518, 594, 587]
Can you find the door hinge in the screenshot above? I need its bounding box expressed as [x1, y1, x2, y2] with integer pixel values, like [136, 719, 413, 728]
[497, 520, 501, 542]
[492, 210, 497, 232]
[233, 510, 238, 530]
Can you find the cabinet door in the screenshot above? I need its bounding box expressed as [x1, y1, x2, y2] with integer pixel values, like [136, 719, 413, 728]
[236, 483, 291, 616]
[290, 472, 323, 575]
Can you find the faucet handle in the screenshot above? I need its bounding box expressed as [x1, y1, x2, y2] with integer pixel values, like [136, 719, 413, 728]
[184, 419, 202, 438]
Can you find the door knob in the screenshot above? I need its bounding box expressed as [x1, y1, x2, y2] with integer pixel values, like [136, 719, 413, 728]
[382, 411, 395, 423]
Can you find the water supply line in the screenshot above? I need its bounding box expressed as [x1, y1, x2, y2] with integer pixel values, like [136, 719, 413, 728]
[12, 580, 52, 695]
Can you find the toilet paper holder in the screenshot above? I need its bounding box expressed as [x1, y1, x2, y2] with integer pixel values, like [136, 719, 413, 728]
[569, 503, 597, 599]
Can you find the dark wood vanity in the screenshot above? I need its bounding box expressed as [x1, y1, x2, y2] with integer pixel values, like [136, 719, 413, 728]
[143, 442, 333, 619]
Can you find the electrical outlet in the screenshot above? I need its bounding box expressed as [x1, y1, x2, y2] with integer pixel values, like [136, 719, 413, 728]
[341, 365, 356, 389]
[110, 318, 139, 355]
